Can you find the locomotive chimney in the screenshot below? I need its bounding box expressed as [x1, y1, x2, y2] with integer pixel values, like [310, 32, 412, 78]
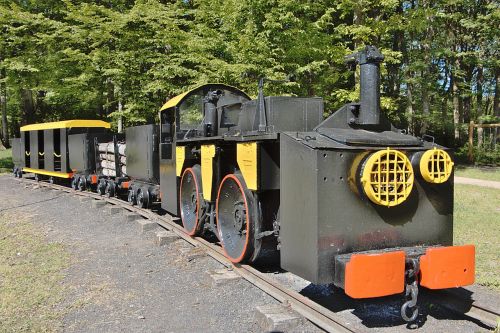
[359, 46, 384, 125]
[346, 46, 384, 126]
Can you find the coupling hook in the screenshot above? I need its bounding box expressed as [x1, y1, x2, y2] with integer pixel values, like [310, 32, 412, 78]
[401, 258, 420, 322]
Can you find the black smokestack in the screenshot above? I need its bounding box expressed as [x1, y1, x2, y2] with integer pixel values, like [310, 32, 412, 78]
[358, 46, 384, 125]
[345, 46, 384, 126]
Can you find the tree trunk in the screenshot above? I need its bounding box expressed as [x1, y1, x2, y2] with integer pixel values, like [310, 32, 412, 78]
[451, 60, 461, 142]
[494, 68, 499, 117]
[97, 80, 105, 118]
[117, 99, 123, 133]
[21, 89, 36, 125]
[421, 73, 430, 135]
[494, 68, 499, 145]
[106, 79, 115, 116]
[0, 67, 9, 148]
[353, 4, 364, 89]
[476, 65, 483, 147]
[407, 76, 414, 135]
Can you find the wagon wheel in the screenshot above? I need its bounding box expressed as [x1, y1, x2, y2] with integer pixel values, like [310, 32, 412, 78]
[180, 166, 206, 236]
[216, 173, 259, 263]
[105, 181, 115, 198]
[97, 180, 106, 196]
[127, 189, 136, 205]
[77, 177, 86, 191]
[137, 188, 150, 209]
[71, 176, 79, 190]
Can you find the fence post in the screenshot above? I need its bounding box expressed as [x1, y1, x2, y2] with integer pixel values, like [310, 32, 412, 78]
[468, 121, 474, 163]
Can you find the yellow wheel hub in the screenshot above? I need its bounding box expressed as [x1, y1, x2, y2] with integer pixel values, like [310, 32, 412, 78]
[360, 148, 414, 207]
[419, 148, 453, 183]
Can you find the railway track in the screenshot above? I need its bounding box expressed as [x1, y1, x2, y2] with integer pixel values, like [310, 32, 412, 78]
[15, 176, 500, 332]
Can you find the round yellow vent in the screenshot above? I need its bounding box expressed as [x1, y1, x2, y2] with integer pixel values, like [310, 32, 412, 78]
[360, 148, 414, 207]
[419, 148, 453, 183]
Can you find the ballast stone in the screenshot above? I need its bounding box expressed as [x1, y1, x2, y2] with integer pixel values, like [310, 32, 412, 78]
[107, 205, 122, 214]
[124, 212, 141, 222]
[78, 196, 92, 202]
[91, 200, 107, 208]
[136, 219, 157, 233]
[207, 268, 241, 286]
[255, 304, 304, 332]
[155, 230, 179, 247]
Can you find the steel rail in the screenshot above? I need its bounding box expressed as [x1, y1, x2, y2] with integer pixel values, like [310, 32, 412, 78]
[16, 177, 355, 333]
[15, 177, 499, 331]
[430, 289, 499, 328]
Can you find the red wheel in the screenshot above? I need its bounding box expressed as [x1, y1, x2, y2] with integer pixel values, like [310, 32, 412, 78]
[216, 173, 258, 263]
[180, 166, 205, 236]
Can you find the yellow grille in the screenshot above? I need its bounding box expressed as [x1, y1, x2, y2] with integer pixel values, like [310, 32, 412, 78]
[419, 148, 453, 183]
[360, 148, 414, 207]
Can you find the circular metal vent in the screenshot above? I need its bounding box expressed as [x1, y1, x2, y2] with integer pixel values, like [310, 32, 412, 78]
[419, 148, 453, 184]
[360, 148, 414, 207]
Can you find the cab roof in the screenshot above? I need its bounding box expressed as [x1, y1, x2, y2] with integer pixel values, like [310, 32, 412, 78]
[160, 84, 250, 111]
[20, 120, 110, 132]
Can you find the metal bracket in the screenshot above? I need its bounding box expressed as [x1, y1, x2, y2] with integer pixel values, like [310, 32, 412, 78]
[256, 230, 274, 240]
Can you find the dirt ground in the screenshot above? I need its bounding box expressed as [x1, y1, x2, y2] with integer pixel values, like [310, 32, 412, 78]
[454, 176, 500, 189]
[0, 175, 497, 333]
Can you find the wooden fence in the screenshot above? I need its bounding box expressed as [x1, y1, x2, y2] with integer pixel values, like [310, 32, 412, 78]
[468, 121, 500, 162]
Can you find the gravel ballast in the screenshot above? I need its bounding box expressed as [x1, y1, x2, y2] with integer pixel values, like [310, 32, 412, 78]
[0, 175, 496, 332]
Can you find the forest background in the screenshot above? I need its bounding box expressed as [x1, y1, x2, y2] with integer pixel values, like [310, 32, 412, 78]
[0, 0, 499, 163]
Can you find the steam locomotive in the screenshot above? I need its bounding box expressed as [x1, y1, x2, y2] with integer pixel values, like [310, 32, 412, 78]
[11, 46, 474, 322]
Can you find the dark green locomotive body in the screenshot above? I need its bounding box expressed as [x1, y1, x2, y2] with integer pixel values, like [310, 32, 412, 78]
[158, 47, 472, 306]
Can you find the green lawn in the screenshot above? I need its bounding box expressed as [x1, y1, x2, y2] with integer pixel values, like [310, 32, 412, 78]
[0, 148, 13, 174]
[0, 213, 69, 332]
[454, 184, 500, 291]
[455, 165, 500, 182]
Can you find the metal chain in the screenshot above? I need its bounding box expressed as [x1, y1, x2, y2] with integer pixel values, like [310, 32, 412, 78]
[401, 258, 420, 322]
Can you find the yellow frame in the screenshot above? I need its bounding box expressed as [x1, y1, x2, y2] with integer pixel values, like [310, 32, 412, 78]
[237, 142, 258, 191]
[22, 167, 73, 179]
[201, 145, 216, 201]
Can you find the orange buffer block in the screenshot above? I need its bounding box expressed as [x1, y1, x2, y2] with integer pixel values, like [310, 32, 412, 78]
[345, 251, 405, 298]
[419, 245, 475, 289]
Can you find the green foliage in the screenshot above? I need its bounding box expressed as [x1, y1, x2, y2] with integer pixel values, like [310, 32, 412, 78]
[0, 0, 498, 159]
[455, 144, 500, 166]
[0, 148, 13, 173]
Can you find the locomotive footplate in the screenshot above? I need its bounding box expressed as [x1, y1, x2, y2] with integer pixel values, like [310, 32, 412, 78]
[334, 245, 475, 321]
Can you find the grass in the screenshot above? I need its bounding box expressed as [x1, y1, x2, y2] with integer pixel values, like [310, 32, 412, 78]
[0, 212, 69, 332]
[0, 148, 13, 174]
[455, 165, 500, 182]
[454, 184, 500, 291]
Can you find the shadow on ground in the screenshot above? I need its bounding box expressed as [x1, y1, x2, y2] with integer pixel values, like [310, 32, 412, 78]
[298, 284, 493, 330]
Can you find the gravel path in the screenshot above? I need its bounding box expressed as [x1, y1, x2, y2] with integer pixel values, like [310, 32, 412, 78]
[454, 176, 500, 189]
[0, 176, 319, 333]
[0, 175, 497, 333]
